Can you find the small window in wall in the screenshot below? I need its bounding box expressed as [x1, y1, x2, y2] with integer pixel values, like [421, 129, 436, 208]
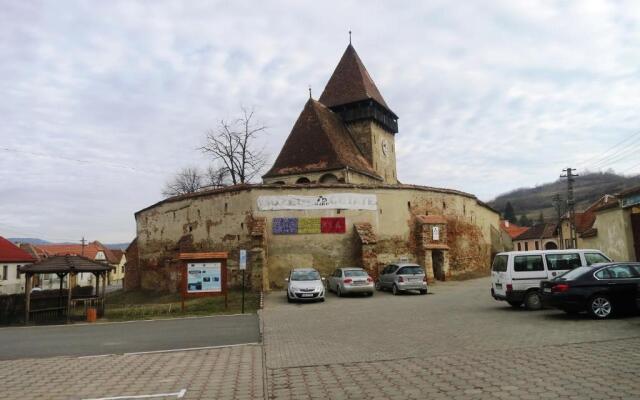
[2, 265, 7, 280]
[16, 265, 21, 279]
[442, 201, 446, 209]
[407, 201, 411, 209]
[524, 242, 529, 251]
[517, 243, 521, 251]
[224, 203, 228, 212]
[535, 241, 539, 250]
[296, 177, 310, 184]
[319, 173, 338, 184]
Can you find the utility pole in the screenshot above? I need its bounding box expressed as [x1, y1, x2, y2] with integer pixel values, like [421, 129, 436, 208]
[551, 193, 564, 249]
[560, 168, 578, 249]
[81, 236, 86, 256]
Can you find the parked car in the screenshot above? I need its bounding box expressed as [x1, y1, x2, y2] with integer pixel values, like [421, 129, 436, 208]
[376, 263, 427, 295]
[491, 249, 611, 310]
[327, 267, 374, 297]
[286, 268, 325, 303]
[541, 262, 640, 319]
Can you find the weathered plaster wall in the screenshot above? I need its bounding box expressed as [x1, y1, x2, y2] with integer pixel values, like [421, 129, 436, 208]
[582, 208, 636, 262]
[133, 184, 500, 292]
[347, 120, 398, 183]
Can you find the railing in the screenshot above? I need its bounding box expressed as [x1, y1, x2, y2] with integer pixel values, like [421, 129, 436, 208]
[70, 297, 104, 319]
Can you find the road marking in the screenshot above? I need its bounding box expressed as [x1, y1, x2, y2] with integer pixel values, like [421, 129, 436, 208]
[82, 388, 186, 400]
[77, 354, 115, 359]
[124, 342, 260, 356]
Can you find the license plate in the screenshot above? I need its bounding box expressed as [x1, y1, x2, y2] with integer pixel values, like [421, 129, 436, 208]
[410, 278, 422, 282]
[495, 283, 502, 289]
[301, 293, 313, 297]
[543, 288, 551, 293]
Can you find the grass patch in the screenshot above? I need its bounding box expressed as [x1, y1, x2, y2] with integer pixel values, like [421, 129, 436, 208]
[104, 289, 259, 321]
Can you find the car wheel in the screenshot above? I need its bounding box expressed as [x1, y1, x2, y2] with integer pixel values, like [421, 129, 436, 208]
[287, 295, 293, 303]
[589, 295, 613, 319]
[368, 291, 374, 297]
[524, 291, 542, 311]
[419, 289, 427, 295]
[507, 301, 522, 308]
[319, 297, 325, 303]
[392, 284, 399, 296]
[336, 286, 342, 297]
[375, 280, 381, 291]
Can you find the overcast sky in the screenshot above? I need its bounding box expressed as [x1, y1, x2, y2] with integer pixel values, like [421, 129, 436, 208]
[2, 1, 640, 243]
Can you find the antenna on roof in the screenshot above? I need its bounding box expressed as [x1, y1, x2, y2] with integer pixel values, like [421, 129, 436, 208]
[349, 30, 352, 44]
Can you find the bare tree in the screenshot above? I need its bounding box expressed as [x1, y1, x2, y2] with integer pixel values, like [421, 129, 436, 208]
[203, 165, 230, 189]
[199, 107, 267, 185]
[162, 167, 203, 197]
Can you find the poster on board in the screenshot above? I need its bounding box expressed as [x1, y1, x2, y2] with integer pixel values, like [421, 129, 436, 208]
[187, 262, 222, 293]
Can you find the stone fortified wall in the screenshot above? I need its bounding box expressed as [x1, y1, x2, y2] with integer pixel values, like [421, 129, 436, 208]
[131, 184, 501, 292]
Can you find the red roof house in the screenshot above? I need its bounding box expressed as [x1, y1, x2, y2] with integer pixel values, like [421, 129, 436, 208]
[0, 236, 36, 263]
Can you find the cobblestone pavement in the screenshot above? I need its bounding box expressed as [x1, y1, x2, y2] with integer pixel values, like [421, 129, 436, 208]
[2, 277, 640, 399]
[263, 277, 640, 399]
[0, 344, 264, 400]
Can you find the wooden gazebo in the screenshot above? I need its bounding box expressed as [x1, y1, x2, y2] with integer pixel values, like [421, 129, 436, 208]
[19, 255, 113, 323]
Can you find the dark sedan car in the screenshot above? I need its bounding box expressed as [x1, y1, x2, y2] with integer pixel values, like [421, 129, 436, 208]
[541, 263, 640, 319]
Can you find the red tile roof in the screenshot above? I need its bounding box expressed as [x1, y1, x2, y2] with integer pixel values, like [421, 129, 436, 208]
[319, 44, 391, 111]
[35, 241, 119, 264]
[514, 223, 558, 241]
[263, 99, 380, 179]
[0, 236, 36, 263]
[416, 215, 447, 224]
[500, 221, 529, 239]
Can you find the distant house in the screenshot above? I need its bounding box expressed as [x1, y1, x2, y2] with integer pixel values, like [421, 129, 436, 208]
[512, 223, 560, 251]
[0, 236, 36, 294]
[566, 188, 640, 261]
[109, 249, 126, 285]
[23, 241, 120, 287]
[559, 195, 615, 250]
[500, 220, 529, 240]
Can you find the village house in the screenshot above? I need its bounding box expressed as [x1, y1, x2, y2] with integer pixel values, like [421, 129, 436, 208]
[127, 43, 504, 293]
[512, 223, 560, 251]
[20, 241, 120, 288]
[561, 188, 640, 262]
[0, 236, 36, 294]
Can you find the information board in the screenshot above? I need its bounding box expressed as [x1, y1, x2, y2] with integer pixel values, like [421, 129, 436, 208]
[187, 262, 222, 293]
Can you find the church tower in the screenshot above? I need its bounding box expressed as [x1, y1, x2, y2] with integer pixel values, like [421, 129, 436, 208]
[319, 44, 399, 184]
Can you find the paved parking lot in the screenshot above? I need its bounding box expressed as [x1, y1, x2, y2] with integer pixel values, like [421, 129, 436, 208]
[1, 277, 639, 399]
[263, 277, 640, 399]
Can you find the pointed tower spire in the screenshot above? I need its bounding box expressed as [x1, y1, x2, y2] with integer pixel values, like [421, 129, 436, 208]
[319, 44, 393, 113]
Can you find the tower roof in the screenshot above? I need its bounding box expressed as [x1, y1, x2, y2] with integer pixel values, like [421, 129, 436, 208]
[263, 99, 380, 179]
[319, 44, 392, 112]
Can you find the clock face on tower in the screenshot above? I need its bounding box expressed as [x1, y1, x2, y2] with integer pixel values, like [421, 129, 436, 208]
[382, 140, 389, 157]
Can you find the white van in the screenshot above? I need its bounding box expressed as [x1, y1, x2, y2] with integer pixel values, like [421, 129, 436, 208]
[491, 249, 611, 310]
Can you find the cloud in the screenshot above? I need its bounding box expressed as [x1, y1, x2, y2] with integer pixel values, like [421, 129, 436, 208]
[1, 0, 639, 241]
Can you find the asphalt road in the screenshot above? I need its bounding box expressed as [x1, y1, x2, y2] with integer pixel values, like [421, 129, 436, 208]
[0, 313, 260, 360]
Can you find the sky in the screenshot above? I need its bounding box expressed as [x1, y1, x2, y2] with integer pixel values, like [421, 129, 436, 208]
[1, 0, 640, 243]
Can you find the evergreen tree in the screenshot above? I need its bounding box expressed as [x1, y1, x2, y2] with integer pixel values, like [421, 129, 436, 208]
[503, 202, 517, 224]
[537, 212, 544, 225]
[518, 214, 531, 227]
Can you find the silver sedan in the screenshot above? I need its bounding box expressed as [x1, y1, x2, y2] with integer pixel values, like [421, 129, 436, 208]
[327, 267, 374, 297]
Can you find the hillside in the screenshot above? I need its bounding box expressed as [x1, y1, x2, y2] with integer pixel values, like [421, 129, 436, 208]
[488, 172, 640, 223]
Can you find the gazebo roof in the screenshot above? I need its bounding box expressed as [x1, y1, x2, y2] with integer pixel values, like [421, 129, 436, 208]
[19, 255, 113, 274]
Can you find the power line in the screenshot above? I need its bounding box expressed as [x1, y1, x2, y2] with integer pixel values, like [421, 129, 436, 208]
[584, 137, 640, 171]
[578, 130, 640, 170]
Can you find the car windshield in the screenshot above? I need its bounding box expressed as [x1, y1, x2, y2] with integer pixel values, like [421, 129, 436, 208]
[398, 266, 424, 275]
[555, 266, 591, 281]
[291, 270, 320, 281]
[344, 270, 367, 277]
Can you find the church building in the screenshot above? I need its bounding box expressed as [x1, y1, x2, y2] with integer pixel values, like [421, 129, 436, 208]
[127, 43, 503, 292]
